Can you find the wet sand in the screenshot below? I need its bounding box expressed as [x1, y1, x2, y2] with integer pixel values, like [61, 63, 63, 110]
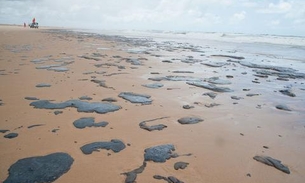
[0, 25, 305, 183]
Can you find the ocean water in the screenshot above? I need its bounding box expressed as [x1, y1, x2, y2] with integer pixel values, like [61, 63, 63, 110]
[75, 29, 305, 71]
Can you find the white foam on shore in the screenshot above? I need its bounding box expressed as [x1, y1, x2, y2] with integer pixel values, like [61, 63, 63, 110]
[78, 29, 305, 46]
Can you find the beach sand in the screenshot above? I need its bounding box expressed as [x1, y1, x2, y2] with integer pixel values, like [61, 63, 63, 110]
[0, 25, 304, 183]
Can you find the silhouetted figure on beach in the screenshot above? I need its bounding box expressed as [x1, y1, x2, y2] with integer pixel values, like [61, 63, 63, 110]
[32, 18, 35, 24]
[24, 23, 26, 27]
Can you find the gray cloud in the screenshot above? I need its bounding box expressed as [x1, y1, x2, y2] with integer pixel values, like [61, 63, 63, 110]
[0, 0, 304, 36]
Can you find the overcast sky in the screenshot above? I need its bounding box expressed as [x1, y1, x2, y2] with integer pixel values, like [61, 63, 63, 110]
[0, 0, 304, 36]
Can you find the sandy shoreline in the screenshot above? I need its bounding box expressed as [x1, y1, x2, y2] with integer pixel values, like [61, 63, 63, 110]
[0, 25, 304, 183]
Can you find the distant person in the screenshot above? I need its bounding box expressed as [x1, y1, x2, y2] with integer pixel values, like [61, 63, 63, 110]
[24, 22, 26, 27]
[32, 18, 35, 24]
